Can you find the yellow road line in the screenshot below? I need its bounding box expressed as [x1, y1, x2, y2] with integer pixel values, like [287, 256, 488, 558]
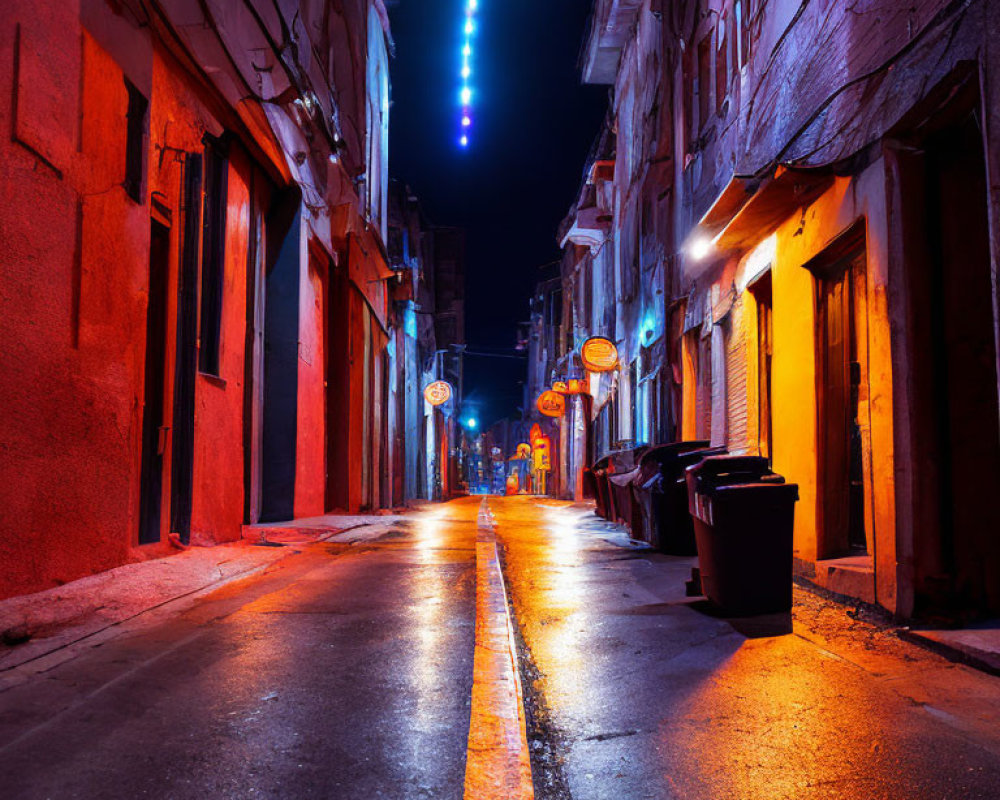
[463, 501, 534, 799]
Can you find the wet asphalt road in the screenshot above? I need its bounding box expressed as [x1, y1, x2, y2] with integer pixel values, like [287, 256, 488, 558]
[0, 503, 478, 799]
[493, 498, 1000, 800]
[2, 496, 1000, 799]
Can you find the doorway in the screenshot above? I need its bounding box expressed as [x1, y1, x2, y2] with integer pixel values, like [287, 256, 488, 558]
[260, 198, 301, 523]
[916, 99, 1000, 615]
[138, 220, 171, 544]
[169, 154, 202, 545]
[811, 226, 870, 557]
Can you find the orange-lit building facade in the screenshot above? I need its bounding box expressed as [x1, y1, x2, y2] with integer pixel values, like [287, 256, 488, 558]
[559, 0, 1000, 620]
[0, 0, 426, 600]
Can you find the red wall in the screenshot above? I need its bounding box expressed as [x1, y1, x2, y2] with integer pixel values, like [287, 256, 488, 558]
[295, 245, 328, 518]
[0, 6, 259, 598]
[0, 9, 148, 599]
[0, 1, 395, 599]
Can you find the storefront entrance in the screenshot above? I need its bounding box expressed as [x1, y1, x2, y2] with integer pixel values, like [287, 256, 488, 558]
[809, 225, 871, 558]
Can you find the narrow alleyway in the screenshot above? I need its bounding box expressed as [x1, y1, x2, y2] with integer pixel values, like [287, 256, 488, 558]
[2, 498, 1000, 799]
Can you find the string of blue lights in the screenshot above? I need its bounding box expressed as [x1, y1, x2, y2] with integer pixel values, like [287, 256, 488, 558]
[458, 0, 477, 147]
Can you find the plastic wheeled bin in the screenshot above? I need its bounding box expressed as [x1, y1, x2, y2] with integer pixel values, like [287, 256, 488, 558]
[582, 466, 598, 502]
[610, 466, 644, 535]
[686, 455, 799, 616]
[608, 447, 647, 530]
[591, 455, 613, 519]
[658, 444, 728, 554]
[630, 442, 712, 550]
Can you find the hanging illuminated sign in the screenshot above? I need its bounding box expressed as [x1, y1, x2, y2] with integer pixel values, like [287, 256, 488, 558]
[532, 436, 552, 472]
[581, 337, 619, 372]
[423, 380, 453, 407]
[567, 378, 584, 395]
[552, 380, 568, 394]
[536, 390, 566, 418]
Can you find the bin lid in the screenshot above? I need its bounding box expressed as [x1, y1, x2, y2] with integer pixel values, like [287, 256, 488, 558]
[638, 441, 711, 468]
[609, 467, 641, 487]
[688, 454, 771, 477]
[711, 481, 799, 503]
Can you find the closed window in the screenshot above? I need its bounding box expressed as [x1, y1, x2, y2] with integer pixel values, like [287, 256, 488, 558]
[124, 80, 147, 203]
[198, 138, 228, 376]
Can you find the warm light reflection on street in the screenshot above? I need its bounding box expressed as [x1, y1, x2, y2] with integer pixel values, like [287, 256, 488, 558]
[410, 505, 450, 743]
[493, 499, 590, 699]
[414, 505, 448, 558]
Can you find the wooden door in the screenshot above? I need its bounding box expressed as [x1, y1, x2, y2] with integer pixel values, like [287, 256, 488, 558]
[138, 220, 171, 544]
[816, 243, 868, 556]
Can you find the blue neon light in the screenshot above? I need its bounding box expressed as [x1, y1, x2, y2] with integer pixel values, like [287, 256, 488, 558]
[458, 0, 479, 148]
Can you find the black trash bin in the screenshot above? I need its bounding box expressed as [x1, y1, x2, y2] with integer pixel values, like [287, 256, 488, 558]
[630, 447, 680, 545]
[607, 447, 646, 530]
[582, 466, 598, 501]
[591, 456, 612, 519]
[611, 466, 644, 535]
[631, 442, 724, 553]
[686, 455, 799, 616]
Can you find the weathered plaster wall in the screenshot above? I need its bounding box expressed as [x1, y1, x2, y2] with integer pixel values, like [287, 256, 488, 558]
[147, 44, 250, 546]
[190, 148, 252, 545]
[295, 241, 328, 518]
[0, 4, 150, 599]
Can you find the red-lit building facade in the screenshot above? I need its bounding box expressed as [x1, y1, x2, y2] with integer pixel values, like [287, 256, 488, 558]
[0, 0, 429, 600]
[558, 0, 1000, 621]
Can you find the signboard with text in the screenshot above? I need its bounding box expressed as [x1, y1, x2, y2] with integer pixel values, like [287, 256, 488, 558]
[423, 380, 453, 407]
[581, 337, 619, 372]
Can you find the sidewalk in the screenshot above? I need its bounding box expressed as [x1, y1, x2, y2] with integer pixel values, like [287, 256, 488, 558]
[0, 511, 413, 678]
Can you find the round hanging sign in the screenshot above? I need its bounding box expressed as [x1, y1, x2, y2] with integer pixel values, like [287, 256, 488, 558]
[581, 337, 619, 372]
[552, 380, 568, 394]
[536, 390, 566, 418]
[423, 380, 453, 407]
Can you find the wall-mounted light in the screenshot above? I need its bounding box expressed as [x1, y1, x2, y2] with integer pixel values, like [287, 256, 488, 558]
[688, 235, 714, 261]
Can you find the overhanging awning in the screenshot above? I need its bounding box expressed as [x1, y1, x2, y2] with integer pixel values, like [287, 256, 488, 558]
[560, 205, 610, 250]
[699, 166, 834, 253]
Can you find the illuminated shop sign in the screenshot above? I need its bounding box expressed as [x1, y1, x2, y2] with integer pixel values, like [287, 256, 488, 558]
[536, 390, 566, 418]
[423, 380, 453, 407]
[581, 337, 619, 372]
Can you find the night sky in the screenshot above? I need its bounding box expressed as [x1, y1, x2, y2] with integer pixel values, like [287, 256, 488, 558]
[388, 0, 607, 427]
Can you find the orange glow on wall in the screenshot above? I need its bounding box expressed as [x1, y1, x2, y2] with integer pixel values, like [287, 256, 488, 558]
[536, 390, 566, 418]
[581, 337, 618, 372]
